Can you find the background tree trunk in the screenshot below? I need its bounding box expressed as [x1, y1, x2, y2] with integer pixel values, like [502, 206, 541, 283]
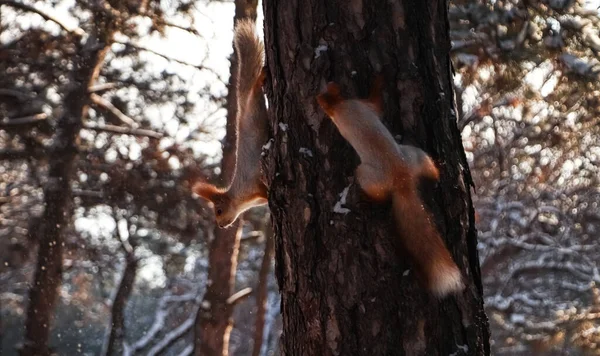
[20, 25, 114, 356]
[194, 1, 259, 355]
[251, 217, 275, 356]
[261, 0, 490, 355]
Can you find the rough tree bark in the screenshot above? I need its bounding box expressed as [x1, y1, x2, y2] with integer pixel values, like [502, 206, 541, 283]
[261, 0, 490, 355]
[193, 1, 259, 355]
[20, 16, 114, 356]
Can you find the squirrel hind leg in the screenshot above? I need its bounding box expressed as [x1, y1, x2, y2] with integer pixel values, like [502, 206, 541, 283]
[397, 144, 440, 182]
[420, 156, 440, 182]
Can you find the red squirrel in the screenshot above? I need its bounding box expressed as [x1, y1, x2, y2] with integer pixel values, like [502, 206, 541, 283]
[316, 78, 464, 298]
[193, 19, 268, 228]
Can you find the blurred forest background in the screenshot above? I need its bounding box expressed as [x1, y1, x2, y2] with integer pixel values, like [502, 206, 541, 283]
[0, 0, 599, 355]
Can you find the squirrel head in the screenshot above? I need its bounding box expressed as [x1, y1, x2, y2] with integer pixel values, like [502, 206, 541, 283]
[192, 182, 237, 228]
[213, 197, 240, 228]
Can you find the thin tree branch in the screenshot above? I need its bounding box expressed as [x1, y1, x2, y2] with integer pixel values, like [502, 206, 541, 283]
[1, 112, 161, 138]
[113, 40, 224, 81]
[90, 93, 138, 127]
[146, 316, 194, 356]
[88, 83, 118, 94]
[0, 148, 28, 160]
[0, 113, 48, 126]
[115, 216, 136, 256]
[0, 0, 84, 35]
[83, 122, 163, 139]
[129, 293, 197, 353]
[155, 18, 200, 35]
[0, 88, 32, 101]
[226, 287, 253, 306]
[72, 189, 105, 199]
[0, 148, 45, 161]
[241, 230, 264, 242]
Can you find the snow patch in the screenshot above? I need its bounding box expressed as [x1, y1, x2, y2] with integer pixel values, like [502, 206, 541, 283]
[510, 313, 526, 324]
[299, 147, 313, 157]
[314, 44, 328, 59]
[262, 139, 274, 151]
[333, 186, 351, 214]
[262, 139, 275, 156]
[449, 344, 469, 356]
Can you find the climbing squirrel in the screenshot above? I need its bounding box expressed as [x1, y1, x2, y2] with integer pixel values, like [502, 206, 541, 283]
[316, 77, 464, 298]
[193, 19, 268, 228]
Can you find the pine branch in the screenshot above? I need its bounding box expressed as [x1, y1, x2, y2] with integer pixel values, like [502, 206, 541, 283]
[0, 0, 84, 35]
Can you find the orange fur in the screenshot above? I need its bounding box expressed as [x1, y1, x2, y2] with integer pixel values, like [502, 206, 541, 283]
[315, 77, 463, 298]
[316, 82, 343, 118]
[192, 20, 269, 228]
[192, 181, 225, 203]
[421, 156, 440, 181]
[254, 68, 266, 90]
[397, 144, 441, 182]
[391, 185, 463, 297]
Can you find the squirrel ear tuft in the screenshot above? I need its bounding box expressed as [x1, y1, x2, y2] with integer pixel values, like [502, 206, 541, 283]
[325, 82, 341, 98]
[316, 82, 343, 118]
[192, 182, 221, 203]
[366, 74, 384, 115]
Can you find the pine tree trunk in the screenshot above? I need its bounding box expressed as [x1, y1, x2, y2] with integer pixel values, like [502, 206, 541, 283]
[20, 27, 113, 356]
[261, 0, 490, 355]
[193, 1, 259, 355]
[251, 219, 275, 356]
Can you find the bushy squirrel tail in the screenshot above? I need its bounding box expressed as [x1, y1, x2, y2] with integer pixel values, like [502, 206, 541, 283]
[391, 188, 463, 298]
[233, 19, 265, 105]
